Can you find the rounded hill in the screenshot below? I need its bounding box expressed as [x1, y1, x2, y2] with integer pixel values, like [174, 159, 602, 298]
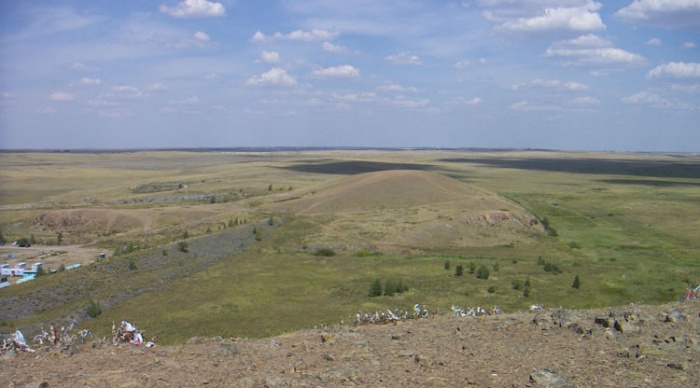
[266, 170, 545, 250]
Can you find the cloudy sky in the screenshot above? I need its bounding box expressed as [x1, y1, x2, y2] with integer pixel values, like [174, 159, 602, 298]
[1, 0, 699, 151]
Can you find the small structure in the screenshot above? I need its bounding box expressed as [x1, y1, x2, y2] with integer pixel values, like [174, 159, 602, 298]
[0, 276, 10, 288]
[1, 262, 27, 276]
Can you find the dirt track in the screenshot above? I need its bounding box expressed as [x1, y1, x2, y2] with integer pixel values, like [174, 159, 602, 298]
[2, 302, 699, 387]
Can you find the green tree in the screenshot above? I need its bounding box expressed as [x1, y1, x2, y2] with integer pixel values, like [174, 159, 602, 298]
[487, 286, 496, 294]
[86, 299, 102, 318]
[368, 278, 383, 297]
[468, 262, 476, 274]
[572, 274, 581, 289]
[524, 277, 531, 288]
[476, 265, 490, 280]
[56, 232, 62, 246]
[455, 264, 464, 277]
[384, 279, 396, 296]
[444, 260, 451, 270]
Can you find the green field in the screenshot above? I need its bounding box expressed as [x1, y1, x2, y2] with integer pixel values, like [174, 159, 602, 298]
[1, 150, 698, 343]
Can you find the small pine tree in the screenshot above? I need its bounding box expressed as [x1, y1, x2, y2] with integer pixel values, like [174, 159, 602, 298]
[523, 287, 530, 297]
[455, 264, 464, 277]
[86, 299, 102, 318]
[182, 230, 189, 239]
[384, 279, 396, 296]
[468, 262, 476, 274]
[537, 256, 545, 265]
[487, 285, 496, 294]
[512, 279, 523, 290]
[444, 260, 450, 270]
[572, 274, 581, 289]
[524, 277, 531, 288]
[56, 232, 63, 246]
[268, 216, 274, 226]
[368, 278, 383, 297]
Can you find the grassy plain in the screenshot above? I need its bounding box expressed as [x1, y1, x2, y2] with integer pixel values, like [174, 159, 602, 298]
[0, 150, 699, 343]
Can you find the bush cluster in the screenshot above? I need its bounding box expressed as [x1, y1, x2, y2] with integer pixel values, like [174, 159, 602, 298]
[368, 278, 409, 297]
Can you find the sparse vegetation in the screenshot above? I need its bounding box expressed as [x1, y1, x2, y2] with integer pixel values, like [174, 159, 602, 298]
[1, 150, 698, 344]
[314, 248, 336, 257]
[572, 275, 581, 289]
[86, 299, 102, 318]
[177, 241, 189, 253]
[476, 265, 490, 280]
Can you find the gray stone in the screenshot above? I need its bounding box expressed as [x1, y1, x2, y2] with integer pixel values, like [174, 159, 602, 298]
[614, 320, 640, 334]
[529, 368, 576, 387]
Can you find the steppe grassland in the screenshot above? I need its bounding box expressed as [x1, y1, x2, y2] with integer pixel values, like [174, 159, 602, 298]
[1, 150, 699, 342]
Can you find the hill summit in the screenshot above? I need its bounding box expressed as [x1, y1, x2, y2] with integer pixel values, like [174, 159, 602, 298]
[267, 170, 544, 250]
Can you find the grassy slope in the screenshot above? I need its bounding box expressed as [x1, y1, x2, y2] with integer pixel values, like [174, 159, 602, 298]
[1, 150, 699, 343]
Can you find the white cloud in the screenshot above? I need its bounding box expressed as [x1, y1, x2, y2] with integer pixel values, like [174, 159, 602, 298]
[322, 42, 358, 54]
[646, 38, 662, 46]
[71, 62, 100, 72]
[385, 52, 423, 65]
[311, 65, 361, 79]
[450, 96, 483, 105]
[146, 83, 168, 92]
[684, 41, 697, 48]
[251, 29, 339, 43]
[80, 77, 101, 86]
[622, 91, 666, 105]
[616, 0, 700, 29]
[453, 58, 486, 69]
[510, 100, 565, 111]
[647, 62, 700, 79]
[246, 68, 298, 86]
[498, 1, 605, 32]
[389, 96, 431, 109]
[260, 51, 280, 63]
[376, 83, 418, 93]
[546, 35, 645, 66]
[251, 31, 266, 43]
[113, 85, 146, 99]
[513, 79, 589, 91]
[193, 31, 210, 41]
[49, 92, 74, 101]
[159, 0, 226, 18]
[572, 96, 600, 105]
[168, 96, 200, 105]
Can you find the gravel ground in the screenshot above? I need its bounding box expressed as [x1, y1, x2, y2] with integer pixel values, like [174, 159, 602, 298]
[2, 301, 699, 387]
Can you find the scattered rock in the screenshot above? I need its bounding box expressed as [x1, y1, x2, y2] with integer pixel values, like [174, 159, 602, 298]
[529, 368, 575, 387]
[614, 320, 640, 334]
[668, 362, 687, 371]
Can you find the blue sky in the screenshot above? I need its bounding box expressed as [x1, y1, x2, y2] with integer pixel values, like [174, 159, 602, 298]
[1, 0, 699, 151]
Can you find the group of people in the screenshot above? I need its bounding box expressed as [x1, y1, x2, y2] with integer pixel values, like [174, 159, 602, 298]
[683, 285, 700, 301]
[112, 320, 155, 347]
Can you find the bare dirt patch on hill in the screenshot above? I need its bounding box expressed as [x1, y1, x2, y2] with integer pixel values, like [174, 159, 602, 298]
[267, 170, 544, 250]
[2, 302, 699, 387]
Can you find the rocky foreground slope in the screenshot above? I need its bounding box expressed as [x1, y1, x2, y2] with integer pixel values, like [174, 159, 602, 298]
[2, 302, 699, 387]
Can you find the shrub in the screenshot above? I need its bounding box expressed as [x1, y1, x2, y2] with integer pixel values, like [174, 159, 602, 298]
[384, 279, 396, 296]
[544, 262, 562, 274]
[524, 277, 531, 288]
[493, 262, 499, 272]
[537, 256, 545, 265]
[455, 264, 464, 277]
[512, 279, 523, 290]
[487, 286, 496, 294]
[368, 278, 383, 297]
[315, 248, 336, 257]
[128, 258, 137, 270]
[468, 262, 476, 274]
[444, 260, 450, 270]
[572, 274, 581, 289]
[177, 241, 189, 253]
[476, 265, 490, 280]
[523, 287, 530, 297]
[86, 299, 102, 318]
